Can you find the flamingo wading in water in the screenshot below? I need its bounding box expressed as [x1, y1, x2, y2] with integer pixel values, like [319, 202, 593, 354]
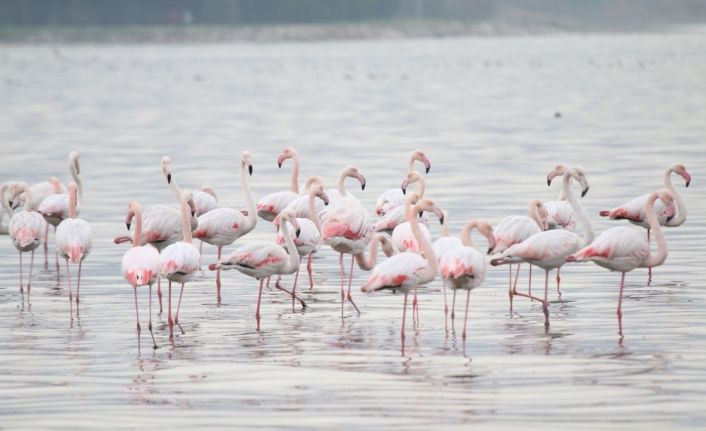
[375, 149, 431, 216]
[256, 147, 301, 221]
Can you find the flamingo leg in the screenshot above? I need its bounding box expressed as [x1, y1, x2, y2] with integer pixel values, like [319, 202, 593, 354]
[442, 279, 448, 333]
[291, 268, 300, 311]
[148, 283, 157, 349]
[339, 253, 345, 317]
[28, 250, 34, 302]
[216, 246, 222, 304]
[512, 263, 522, 297]
[266, 276, 271, 288]
[462, 289, 471, 341]
[401, 293, 408, 355]
[76, 260, 82, 305]
[307, 253, 314, 290]
[617, 272, 626, 338]
[43, 223, 49, 271]
[647, 229, 652, 285]
[66, 259, 72, 302]
[346, 254, 360, 314]
[19, 252, 24, 296]
[168, 280, 174, 339]
[133, 285, 141, 352]
[54, 228, 60, 275]
[556, 268, 562, 299]
[157, 277, 163, 314]
[413, 285, 420, 327]
[199, 240, 204, 274]
[256, 278, 264, 331]
[174, 283, 185, 335]
[528, 265, 532, 297]
[451, 289, 457, 321]
[507, 264, 513, 314]
[543, 270, 550, 328]
[274, 279, 307, 309]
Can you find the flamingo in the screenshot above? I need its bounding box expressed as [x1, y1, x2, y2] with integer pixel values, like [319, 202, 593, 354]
[438, 219, 495, 339]
[489, 199, 549, 313]
[55, 181, 92, 307]
[490, 166, 593, 327]
[392, 173, 441, 253]
[208, 209, 305, 330]
[284, 176, 327, 219]
[256, 147, 301, 221]
[192, 151, 257, 303]
[432, 210, 462, 259]
[120, 200, 161, 350]
[543, 164, 576, 231]
[160, 191, 200, 340]
[192, 185, 218, 271]
[276, 184, 329, 296]
[375, 149, 431, 216]
[598, 163, 690, 283]
[375, 171, 428, 234]
[361, 197, 442, 352]
[321, 166, 371, 316]
[1, 182, 44, 303]
[567, 189, 674, 338]
[355, 232, 399, 270]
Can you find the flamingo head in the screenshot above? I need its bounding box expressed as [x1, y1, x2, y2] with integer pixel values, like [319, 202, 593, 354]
[343, 166, 366, 191]
[309, 184, 329, 206]
[49, 176, 64, 193]
[401, 171, 423, 195]
[475, 221, 496, 254]
[655, 189, 675, 209]
[125, 201, 139, 230]
[276, 209, 301, 238]
[570, 166, 590, 197]
[161, 156, 172, 184]
[414, 198, 444, 225]
[411, 149, 431, 174]
[241, 151, 253, 175]
[200, 185, 217, 200]
[547, 163, 570, 186]
[672, 163, 691, 187]
[277, 147, 298, 168]
[529, 199, 550, 230]
[304, 175, 325, 192]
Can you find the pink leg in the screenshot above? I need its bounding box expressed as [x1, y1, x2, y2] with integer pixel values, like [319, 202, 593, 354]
[339, 253, 345, 317]
[543, 270, 550, 328]
[157, 277, 163, 314]
[647, 229, 652, 285]
[19, 252, 24, 295]
[307, 253, 314, 290]
[556, 268, 562, 299]
[451, 289, 457, 320]
[28, 250, 34, 302]
[66, 260, 72, 302]
[199, 240, 204, 270]
[256, 278, 264, 330]
[413, 286, 420, 327]
[75, 260, 82, 305]
[512, 263, 522, 298]
[216, 246, 222, 304]
[617, 272, 626, 338]
[133, 286, 141, 351]
[507, 265, 513, 314]
[291, 268, 300, 311]
[401, 293, 408, 354]
[148, 283, 157, 349]
[174, 283, 186, 335]
[43, 223, 49, 271]
[346, 254, 360, 314]
[55, 228, 60, 275]
[528, 264, 532, 297]
[266, 276, 271, 288]
[442, 279, 448, 333]
[274, 278, 307, 309]
[462, 289, 471, 341]
[168, 280, 174, 339]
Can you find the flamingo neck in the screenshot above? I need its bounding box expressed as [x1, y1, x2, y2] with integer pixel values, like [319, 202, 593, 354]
[562, 174, 594, 245]
[355, 233, 397, 270]
[643, 193, 668, 268]
[279, 219, 300, 271]
[20, 184, 32, 212]
[664, 167, 687, 226]
[461, 222, 479, 247]
[180, 197, 192, 243]
[441, 210, 449, 237]
[409, 202, 437, 278]
[528, 202, 543, 229]
[0, 183, 14, 215]
[241, 162, 257, 231]
[131, 203, 143, 248]
[68, 187, 77, 219]
[167, 175, 182, 205]
[290, 155, 300, 194]
[337, 172, 348, 197]
[414, 175, 426, 198]
[308, 191, 322, 234]
[70, 160, 83, 198]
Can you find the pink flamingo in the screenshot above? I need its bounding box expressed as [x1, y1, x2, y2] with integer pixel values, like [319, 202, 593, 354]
[438, 219, 495, 339]
[321, 166, 371, 316]
[192, 151, 257, 303]
[391, 173, 440, 253]
[192, 185, 218, 272]
[490, 166, 593, 327]
[375, 149, 431, 216]
[284, 176, 327, 219]
[376, 171, 428, 234]
[120, 200, 161, 350]
[598, 163, 690, 283]
[361, 197, 441, 352]
[55, 181, 92, 306]
[276, 184, 329, 296]
[209, 209, 305, 330]
[568, 189, 674, 338]
[160, 191, 200, 340]
[543, 164, 577, 231]
[355, 232, 399, 270]
[256, 147, 301, 221]
[1, 182, 44, 303]
[489, 199, 549, 313]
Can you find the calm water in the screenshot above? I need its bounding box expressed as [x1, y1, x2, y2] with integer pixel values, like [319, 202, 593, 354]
[1, 31, 706, 429]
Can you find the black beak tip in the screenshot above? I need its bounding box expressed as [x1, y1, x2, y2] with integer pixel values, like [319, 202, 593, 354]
[547, 179, 551, 186]
[401, 187, 406, 195]
[167, 173, 172, 184]
[667, 215, 674, 222]
[361, 183, 366, 191]
[581, 188, 589, 198]
[487, 247, 493, 255]
[296, 228, 301, 237]
[439, 216, 444, 225]
[126, 222, 131, 230]
[278, 163, 282, 169]
[425, 166, 430, 174]
[191, 210, 196, 217]
[248, 165, 253, 175]
[686, 180, 690, 188]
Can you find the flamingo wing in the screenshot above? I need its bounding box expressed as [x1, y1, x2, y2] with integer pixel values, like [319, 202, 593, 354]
[122, 245, 161, 286]
[492, 215, 541, 253]
[56, 218, 92, 263]
[256, 191, 299, 221]
[194, 208, 246, 246]
[375, 188, 405, 216]
[362, 252, 429, 292]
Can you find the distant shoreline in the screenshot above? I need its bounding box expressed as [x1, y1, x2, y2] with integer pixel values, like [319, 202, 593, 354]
[0, 19, 697, 44]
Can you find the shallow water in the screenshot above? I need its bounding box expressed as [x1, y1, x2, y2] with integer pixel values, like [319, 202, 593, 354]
[1, 31, 706, 429]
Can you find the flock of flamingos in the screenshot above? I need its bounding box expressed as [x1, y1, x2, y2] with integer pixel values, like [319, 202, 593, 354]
[0, 149, 691, 351]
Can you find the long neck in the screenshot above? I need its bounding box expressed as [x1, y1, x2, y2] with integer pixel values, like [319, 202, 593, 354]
[415, 176, 426, 198]
[21, 184, 32, 212]
[461, 222, 478, 247]
[168, 177, 182, 205]
[280, 221, 300, 271]
[337, 172, 348, 197]
[132, 205, 143, 247]
[440, 210, 449, 237]
[308, 192, 322, 233]
[0, 184, 13, 215]
[528, 203, 543, 229]
[562, 174, 594, 245]
[68, 188, 77, 219]
[71, 162, 83, 198]
[241, 163, 257, 231]
[643, 195, 668, 267]
[180, 199, 192, 243]
[410, 205, 437, 279]
[664, 168, 687, 226]
[355, 233, 396, 270]
[290, 155, 300, 193]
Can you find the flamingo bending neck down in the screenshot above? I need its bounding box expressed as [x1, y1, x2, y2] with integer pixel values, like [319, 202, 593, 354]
[490, 166, 593, 328]
[120, 200, 161, 350]
[2, 182, 44, 303]
[375, 171, 428, 234]
[375, 149, 431, 216]
[256, 147, 301, 221]
[55, 181, 92, 309]
[192, 151, 257, 303]
[568, 189, 674, 338]
[209, 209, 304, 330]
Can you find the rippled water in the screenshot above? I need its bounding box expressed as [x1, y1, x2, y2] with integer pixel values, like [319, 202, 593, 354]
[1, 31, 706, 429]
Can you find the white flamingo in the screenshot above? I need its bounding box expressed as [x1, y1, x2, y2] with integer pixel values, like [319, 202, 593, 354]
[375, 149, 431, 216]
[256, 147, 301, 221]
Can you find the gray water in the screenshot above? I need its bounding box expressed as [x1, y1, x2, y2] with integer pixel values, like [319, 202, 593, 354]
[1, 30, 706, 429]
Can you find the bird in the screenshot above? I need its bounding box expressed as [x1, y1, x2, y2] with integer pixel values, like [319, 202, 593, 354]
[543, 164, 576, 231]
[209, 209, 304, 330]
[191, 185, 218, 271]
[361, 197, 442, 353]
[120, 200, 162, 350]
[160, 191, 201, 340]
[55, 181, 92, 307]
[432, 210, 462, 260]
[567, 189, 674, 338]
[355, 232, 399, 270]
[391, 173, 440, 254]
[438, 219, 495, 340]
[1, 182, 45, 303]
[375, 171, 428, 234]
[490, 166, 594, 327]
[598, 163, 690, 283]
[256, 147, 301, 221]
[375, 149, 431, 216]
[489, 199, 549, 313]
[284, 176, 327, 219]
[320, 166, 372, 317]
[275, 184, 329, 298]
[191, 151, 257, 303]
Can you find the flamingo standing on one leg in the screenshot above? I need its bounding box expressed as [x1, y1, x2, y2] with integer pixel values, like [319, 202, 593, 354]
[489, 200, 549, 313]
[256, 147, 301, 221]
[55, 181, 92, 307]
[321, 166, 371, 317]
[598, 163, 690, 284]
[490, 166, 594, 328]
[192, 185, 218, 273]
[209, 210, 305, 330]
[120, 201, 161, 350]
[1, 182, 44, 303]
[361, 198, 442, 354]
[568, 189, 674, 339]
[375, 149, 431, 216]
[160, 191, 200, 340]
[439, 219, 495, 340]
[192, 151, 257, 303]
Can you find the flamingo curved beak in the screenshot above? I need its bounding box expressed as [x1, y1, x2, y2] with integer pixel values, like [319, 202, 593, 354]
[683, 171, 691, 187]
[581, 186, 589, 198]
[126, 222, 131, 230]
[248, 165, 253, 175]
[356, 174, 366, 191]
[423, 156, 431, 174]
[167, 173, 172, 184]
[547, 171, 558, 186]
